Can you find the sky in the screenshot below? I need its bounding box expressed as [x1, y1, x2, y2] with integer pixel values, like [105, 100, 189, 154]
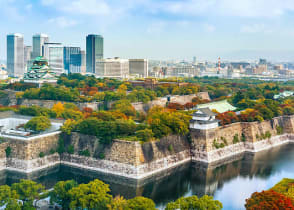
[1, 0, 294, 62]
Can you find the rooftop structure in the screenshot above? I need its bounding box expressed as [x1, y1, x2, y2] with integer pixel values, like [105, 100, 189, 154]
[23, 56, 58, 85]
[195, 100, 236, 113]
[190, 108, 219, 130]
[274, 91, 294, 100]
[0, 114, 62, 140]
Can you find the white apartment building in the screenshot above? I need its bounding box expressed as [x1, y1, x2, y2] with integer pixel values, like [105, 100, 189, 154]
[129, 59, 148, 78]
[96, 57, 129, 79]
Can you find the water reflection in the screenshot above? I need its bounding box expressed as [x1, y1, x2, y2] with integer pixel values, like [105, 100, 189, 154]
[0, 143, 293, 210]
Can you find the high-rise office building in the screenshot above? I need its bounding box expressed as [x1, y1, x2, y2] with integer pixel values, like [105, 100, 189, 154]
[24, 45, 32, 71]
[64, 47, 82, 74]
[96, 57, 129, 78]
[86, 34, 103, 74]
[43, 43, 64, 75]
[129, 59, 148, 78]
[80, 50, 86, 74]
[7, 33, 24, 77]
[32, 34, 49, 59]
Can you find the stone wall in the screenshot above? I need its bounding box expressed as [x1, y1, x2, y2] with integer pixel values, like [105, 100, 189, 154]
[0, 132, 60, 172]
[19, 99, 101, 111]
[191, 115, 294, 162]
[60, 133, 191, 179]
[132, 92, 209, 112]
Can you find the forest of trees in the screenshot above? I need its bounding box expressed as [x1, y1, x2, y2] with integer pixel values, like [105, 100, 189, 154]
[0, 178, 292, 210]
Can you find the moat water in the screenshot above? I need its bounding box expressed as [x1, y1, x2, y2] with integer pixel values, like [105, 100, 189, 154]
[0, 143, 293, 210]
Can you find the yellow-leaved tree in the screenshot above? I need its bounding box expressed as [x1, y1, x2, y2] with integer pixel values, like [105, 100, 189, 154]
[52, 102, 64, 118]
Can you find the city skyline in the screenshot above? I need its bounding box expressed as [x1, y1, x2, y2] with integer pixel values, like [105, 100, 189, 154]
[1, 1, 294, 61]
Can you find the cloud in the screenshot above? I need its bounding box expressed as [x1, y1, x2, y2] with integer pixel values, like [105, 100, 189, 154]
[203, 24, 216, 32]
[48, 17, 78, 28]
[147, 21, 167, 34]
[149, 0, 294, 18]
[240, 24, 272, 34]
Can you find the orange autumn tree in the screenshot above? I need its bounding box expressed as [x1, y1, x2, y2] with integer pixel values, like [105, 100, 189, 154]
[245, 190, 294, 210]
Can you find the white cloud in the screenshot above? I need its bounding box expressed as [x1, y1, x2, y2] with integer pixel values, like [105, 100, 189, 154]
[240, 24, 272, 34]
[147, 21, 167, 34]
[152, 0, 294, 18]
[203, 23, 216, 32]
[48, 17, 78, 28]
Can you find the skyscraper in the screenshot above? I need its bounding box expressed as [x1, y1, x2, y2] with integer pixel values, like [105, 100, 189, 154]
[7, 33, 24, 77]
[43, 43, 64, 75]
[32, 34, 49, 59]
[80, 50, 86, 74]
[24, 45, 32, 71]
[64, 47, 82, 74]
[86, 34, 103, 74]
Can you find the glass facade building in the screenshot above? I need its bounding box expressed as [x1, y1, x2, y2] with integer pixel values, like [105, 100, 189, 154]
[43, 43, 64, 75]
[7, 33, 24, 77]
[86, 34, 103, 74]
[64, 47, 82, 74]
[32, 34, 49, 59]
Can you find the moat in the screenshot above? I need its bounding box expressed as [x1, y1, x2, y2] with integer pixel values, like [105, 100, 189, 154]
[0, 143, 293, 210]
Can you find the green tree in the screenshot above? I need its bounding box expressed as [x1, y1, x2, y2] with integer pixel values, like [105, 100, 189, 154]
[165, 195, 222, 210]
[135, 129, 154, 142]
[24, 116, 51, 132]
[11, 179, 45, 209]
[0, 185, 21, 210]
[50, 180, 78, 210]
[68, 179, 112, 210]
[126, 196, 157, 210]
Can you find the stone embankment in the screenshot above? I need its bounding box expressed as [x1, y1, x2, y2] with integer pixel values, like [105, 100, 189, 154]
[0, 114, 293, 180]
[191, 115, 294, 162]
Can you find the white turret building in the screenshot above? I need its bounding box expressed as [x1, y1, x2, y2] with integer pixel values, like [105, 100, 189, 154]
[190, 108, 219, 130]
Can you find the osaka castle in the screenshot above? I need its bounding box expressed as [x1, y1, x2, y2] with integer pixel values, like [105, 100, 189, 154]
[24, 56, 57, 86]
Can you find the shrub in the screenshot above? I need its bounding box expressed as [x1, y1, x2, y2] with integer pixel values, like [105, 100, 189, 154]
[57, 138, 65, 154]
[5, 146, 11, 157]
[39, 152, 45, 158]
[213, 139, 219, 149]
[99, 153, 105, 159]
[241, 133, 246, 142]
[135, 129, 154, 142]
[168, 144, 174, 152]
[67, 145, 74, 154]
[276, 126, 284, 135]
[24, 116, 51, 132]
[49, 149, 55, 155]
[265, 131, 272, 139]
[233, 134, 239, 144]
[79, 150, 90, 157]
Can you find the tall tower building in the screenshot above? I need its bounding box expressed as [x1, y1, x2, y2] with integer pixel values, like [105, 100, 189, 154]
[64, 47, 82, 74]
[43, 43, 64, 75]
[24, 45, 32, 71]
[80, 50, 86, 74]
[32, 34, 49, 59]
[86, 34, 103, 74]
[7, 33, 24, 77]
